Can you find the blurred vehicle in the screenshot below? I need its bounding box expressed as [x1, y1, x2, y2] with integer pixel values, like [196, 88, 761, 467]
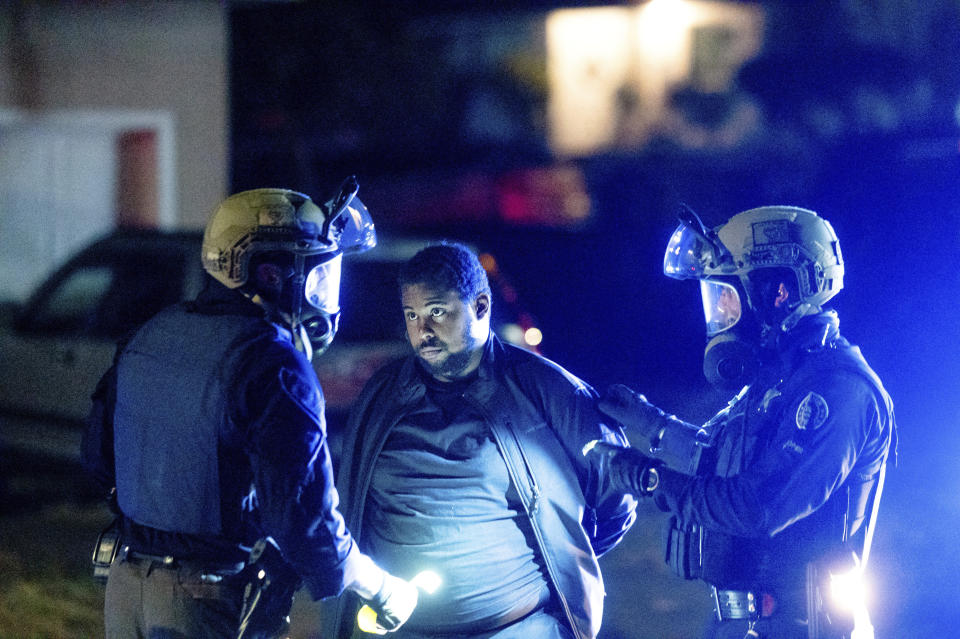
[0, 229, 540, 456]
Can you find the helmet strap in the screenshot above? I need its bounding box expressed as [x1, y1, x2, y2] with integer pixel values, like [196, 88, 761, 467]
[244, 289, 314, 361]
[284, 252, 318, 361]
[779, 302, 817, 333]
[289, 253, 306, 342]
[292, 322, 314, 362]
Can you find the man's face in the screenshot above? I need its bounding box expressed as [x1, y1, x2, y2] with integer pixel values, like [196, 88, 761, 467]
[401, 282, 490, 382]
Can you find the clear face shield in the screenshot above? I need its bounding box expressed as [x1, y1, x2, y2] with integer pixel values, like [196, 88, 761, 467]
[323, 175, 377, 256]
[663, 216, 745, 332]
[304, 252, 342, 316]
[663, 206, 733, 280]
[293, 177, 377, 359]
[700, 279, 742, 336]
[664, 224, 715, 280]
[663, 210, 757, 392]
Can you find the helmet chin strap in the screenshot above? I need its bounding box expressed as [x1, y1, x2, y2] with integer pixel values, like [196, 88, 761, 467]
[291, 321, 314, 361]
[289, 253, 307, 354]
[246, 292, 315, 362]
[281, 252, 316, 361]
[779, 302, 817, 333]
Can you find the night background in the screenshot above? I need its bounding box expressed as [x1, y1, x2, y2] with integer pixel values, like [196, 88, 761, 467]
[2, 0, 960, 637]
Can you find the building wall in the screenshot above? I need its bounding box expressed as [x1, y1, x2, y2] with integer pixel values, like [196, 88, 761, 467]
[0, 1, 227, 229]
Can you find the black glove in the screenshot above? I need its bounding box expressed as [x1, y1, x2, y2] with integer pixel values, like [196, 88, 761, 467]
[583, 440, 661, 496]
[598, 384, 667, 441]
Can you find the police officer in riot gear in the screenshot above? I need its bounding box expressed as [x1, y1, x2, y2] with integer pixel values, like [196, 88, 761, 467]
[586, 206, 896, 639]
[82, 179, 418, 638]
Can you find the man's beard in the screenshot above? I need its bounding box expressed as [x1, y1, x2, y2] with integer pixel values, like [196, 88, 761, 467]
[421, 345, 475, 379]
[417, 326, 481, 380]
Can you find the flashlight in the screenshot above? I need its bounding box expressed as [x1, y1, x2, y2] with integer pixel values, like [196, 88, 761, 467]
[829, 567, 875, 639]
[829, 567, 866, 610]
[357, 570, 442, 635]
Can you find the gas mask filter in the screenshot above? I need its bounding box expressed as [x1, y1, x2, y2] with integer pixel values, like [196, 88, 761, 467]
[703, 330, 759, 394]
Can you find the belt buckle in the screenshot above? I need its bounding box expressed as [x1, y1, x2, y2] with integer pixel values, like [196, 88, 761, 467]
[712, 587, 759, 622]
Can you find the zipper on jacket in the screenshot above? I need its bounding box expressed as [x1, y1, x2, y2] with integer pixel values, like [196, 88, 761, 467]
[505, 419, 541, 514]
[466, 397, 582, 638]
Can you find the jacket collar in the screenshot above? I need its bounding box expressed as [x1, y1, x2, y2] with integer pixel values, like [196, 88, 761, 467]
[763, 310, 841, 377]
[779, 310, 840, 354]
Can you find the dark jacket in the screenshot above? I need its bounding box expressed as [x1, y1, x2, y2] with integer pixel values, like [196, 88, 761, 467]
[327, 334, 637, 639]
[655, 312, 896, 604]
[81, 280, 359, 599]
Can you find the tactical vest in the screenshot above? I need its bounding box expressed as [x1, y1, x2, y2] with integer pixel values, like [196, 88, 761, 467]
[113, 304, 266, 537]
[664, 339, 895, 590]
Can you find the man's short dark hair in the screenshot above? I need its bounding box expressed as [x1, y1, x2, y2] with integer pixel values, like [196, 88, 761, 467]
[398, 242, 491, 302]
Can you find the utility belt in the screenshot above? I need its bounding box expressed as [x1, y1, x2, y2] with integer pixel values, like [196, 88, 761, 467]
[117, 545, 246, 577]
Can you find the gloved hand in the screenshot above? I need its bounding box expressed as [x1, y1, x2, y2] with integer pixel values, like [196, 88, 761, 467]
[347, 549, 419, 634]
[583, 440, 661, 496]
[598, 384, 667, 441]
[362, 572, 419, 633]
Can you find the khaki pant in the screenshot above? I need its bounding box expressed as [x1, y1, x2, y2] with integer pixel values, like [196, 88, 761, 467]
[104, 556, 245, 639]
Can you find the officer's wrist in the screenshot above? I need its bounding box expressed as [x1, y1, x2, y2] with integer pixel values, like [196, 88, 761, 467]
[345, 546, 386, 600]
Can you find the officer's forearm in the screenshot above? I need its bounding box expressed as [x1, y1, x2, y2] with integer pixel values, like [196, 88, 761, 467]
[599, 384, 708, 475]
[637, 415, 708, 476]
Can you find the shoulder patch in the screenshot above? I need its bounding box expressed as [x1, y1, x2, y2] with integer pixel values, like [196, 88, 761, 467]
[796, 391, 829, 430]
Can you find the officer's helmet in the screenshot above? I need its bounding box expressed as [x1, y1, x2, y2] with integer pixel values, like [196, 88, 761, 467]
[664, 205, 843, 333]
[202, 177, 376, 355]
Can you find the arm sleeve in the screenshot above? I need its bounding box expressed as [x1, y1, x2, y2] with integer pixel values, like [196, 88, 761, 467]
[80, 364, 118, 491]
[81, 339, 130, 492]
[535, 368, 638, 557]
[655, 373, 880, 538]
[235, 340, 357, 600]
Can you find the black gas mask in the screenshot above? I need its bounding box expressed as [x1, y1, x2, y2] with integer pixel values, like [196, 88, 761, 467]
[248, 250, 344, 360]
[698, 278, 763, 393]
[701, 269, 805, 393]
[288, 251, 344, 357]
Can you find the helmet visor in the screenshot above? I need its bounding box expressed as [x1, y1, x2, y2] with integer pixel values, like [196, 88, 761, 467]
[329, 195, 376, 254]
[304, 253, 343, 314]
[700, 279, 742, 336]
[664, 224, 716, 280]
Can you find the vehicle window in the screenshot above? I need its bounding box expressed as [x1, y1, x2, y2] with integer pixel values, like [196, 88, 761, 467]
[31, 266, 115, 335]
[27, 251, 187, 339]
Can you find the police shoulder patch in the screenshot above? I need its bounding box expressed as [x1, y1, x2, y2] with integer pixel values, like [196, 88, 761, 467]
[795, 391, 829, 430]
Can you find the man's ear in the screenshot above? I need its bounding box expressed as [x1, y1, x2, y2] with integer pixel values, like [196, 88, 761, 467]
[254, 262, 285, 292]
[774, 282, 790, 308]
[474, 293, 491, 320]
